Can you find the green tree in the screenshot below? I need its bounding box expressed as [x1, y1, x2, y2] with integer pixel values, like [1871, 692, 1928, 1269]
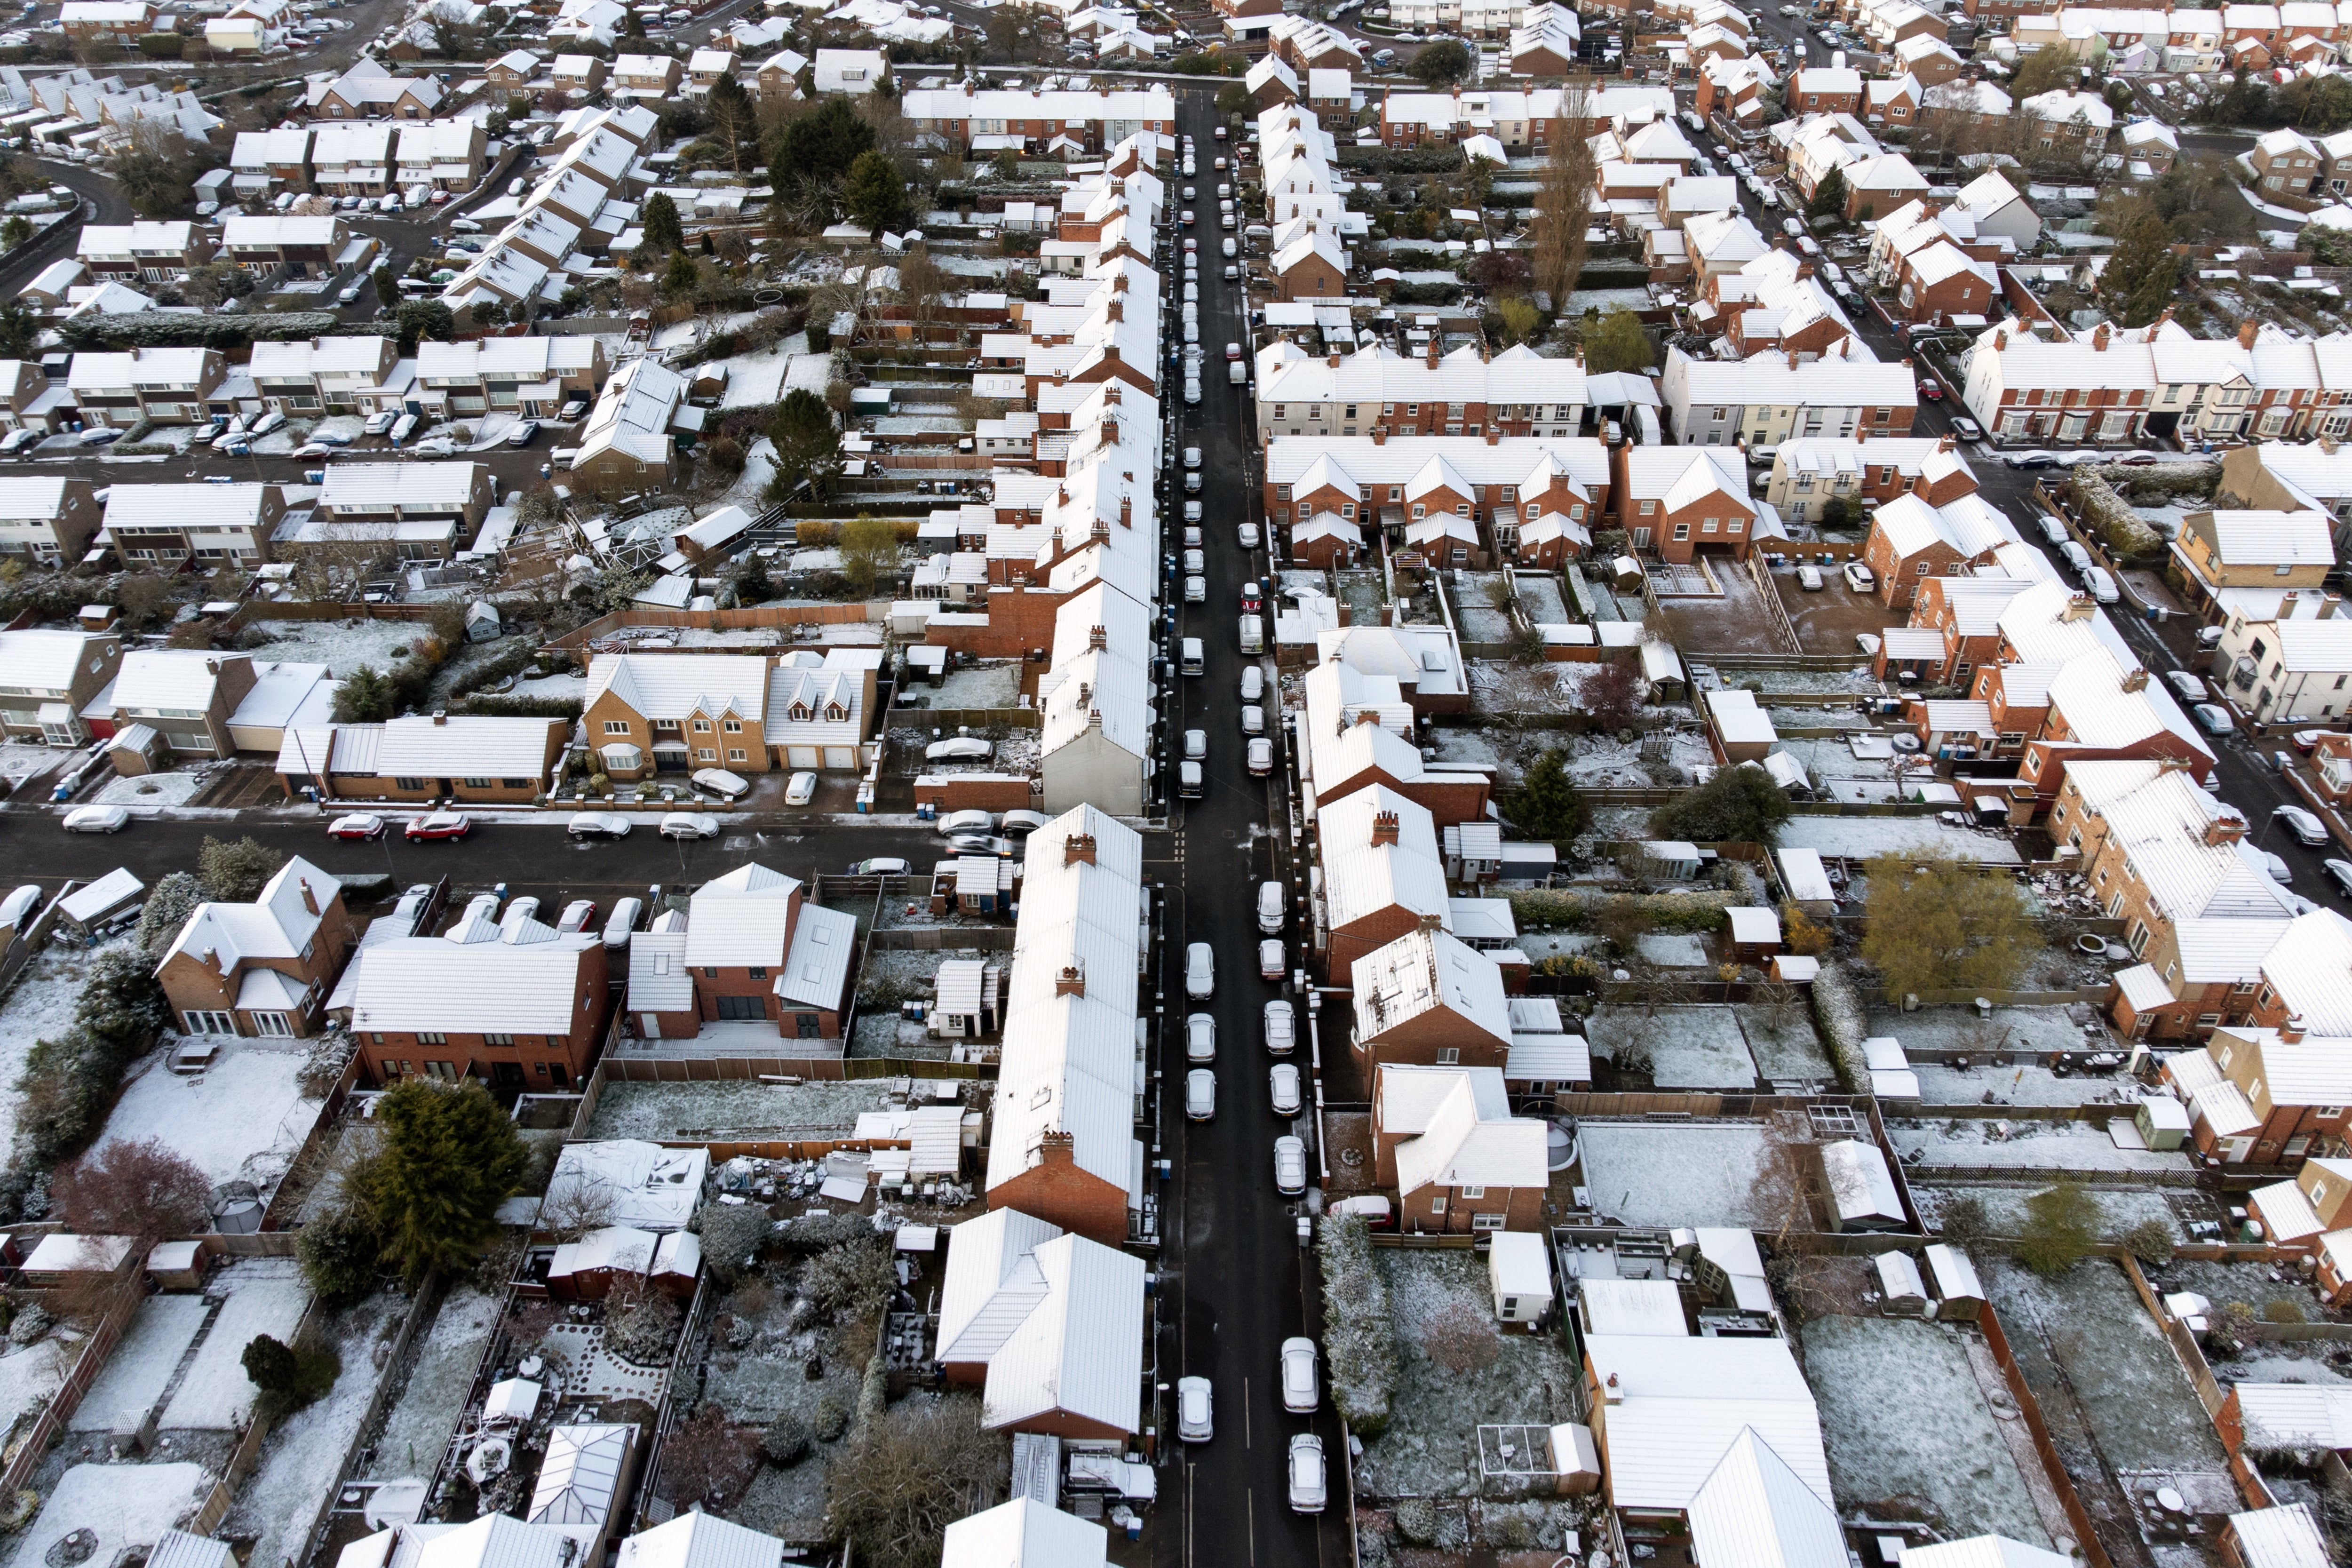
[393, 299, 455, 357]
[241, 1334, 299, 1394]
[334, 664, 399, 722]
[638, 191, 685, 261]
[734, 551, 773, 604]
[198, 835, 283, 902]
[0, 295, 33, 360]
[2009, 43, 2078, 101]
[108, 120, 207, 219]
[838, 513, 899, 595]
[662, 249, 700, 297]
[773, 98, 876, 191]
[0, 214, 28, 249]
[471, 295, 508, 328]
[1583, 307, 1654, 374]
[2096, 206, 2183, 329]
[704, 73, 762, 173]
[766, 388, 839, 501]
[372, 262, 401, 307]
[135, 871, 205, 953]
[842, 150, 906, 232]
[1216, 81, 1250, 119]
[991, 148, 1020, 182]
[1856, 851, 2044, 996]
[1409, 39, 1472, 86]
[296, 1194, 384, 1307]
[2278, 72, 2352, 133]
[1495, 296, 1540, 343]
[1508, 748, 1589, 840]
[368, 1080, 530, 1285]
[1648, 764, 1792, 844]
[2018, 1181, 2097, 1276]
[1806, 165, 1847, 222]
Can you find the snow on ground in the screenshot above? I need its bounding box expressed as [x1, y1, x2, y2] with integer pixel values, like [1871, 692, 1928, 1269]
[1866, 1006, 2107, 1061]
[1985, 1257, 2227, 1474]
[0, 740, 63, 786]
[1910, 1061, 2143, 1108]
[1354, 1250, 1584, 1500]
[0, 935, 133, 1163]
[1633, 931, 1710, 968]
[227, 1292, 405, 1568]
[94, 766, 221, 807]
[1913, 1183, 2180, 1243]
[160, 1258, 312, 1431]
[4, 1462, 208, 1568]
[365, 1286, 500, 1481]
[1885, 1118, 2195, 1175]
[245, 618, 436, 677]
[100, 1040, 320, 1188]
[1775, 816, 2024, 863]
[1804, 1315, 2053, 1547]
[926, 662, 1022, 709]
[1737, 1002, 1837, 1082]
[1576, 1121, 1773, 1227]
[2206, 1344, 2352, 1387]
[585, 1080, 893, 1140]
[1588, 1004, 1756, 1089]
[69, 1294, 210, 1432]
[1557, 728, 1715, 789]
[509, 670, 588, 701]
[0, 1334, 72, 1452]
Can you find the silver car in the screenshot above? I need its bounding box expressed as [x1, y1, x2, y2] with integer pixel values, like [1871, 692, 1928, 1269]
[1177, 1375, 1212, 1442]
[1279, 1337, 1318, 1412]
[660, 812, 721, 839]
[1186, 1012, 1216, 1063]
[1185, 941, 1214, 998]
[1287, 1433, 1327, 1513]
[1186, 1067, 1216, 1120]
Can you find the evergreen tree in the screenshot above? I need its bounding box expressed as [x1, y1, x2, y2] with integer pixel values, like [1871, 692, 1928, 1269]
[1649, 764, 1793, 844]
[392, 300, 454, 357]
[1583, 307, 1655, 374]
[767, 388, 840, 501]
[1508, 749, 1589, 840]
[705, 73, 761, 173]
[198, 835, 284, 903]
[368, 1080, 529, 1285]
[734, 551, 773, 605]
[334, 664, 398, 722]
[1408, 39, 1471, 86]
[662, 249, 700, 297]
[773, 98, 876, 192]
[242, 1334, 299, 1393]
[638, 191, 685, 259]
[2097, 207, 2182, 327]
[1806, 165, 1848, 222]
[842, 150, 906, 232]
[135, 871, 205, 953]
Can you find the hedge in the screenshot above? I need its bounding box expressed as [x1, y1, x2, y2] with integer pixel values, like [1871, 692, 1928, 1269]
[60, 311, 355, 351]
[454, 694, 584, 720]
[1506, 887, 1737, 933]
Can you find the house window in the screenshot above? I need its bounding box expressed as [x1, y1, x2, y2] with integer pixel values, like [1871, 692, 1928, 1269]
[603, 720, 628, 734]
[1461, 1184, 1486, 1200]
[183, 1010, 235, 1035]
[698, 748, 717, 761]
[461, 776, 492, 788]
[1437, 1047, 1460, 1064]
[729, 749, 747, 763]
[693, 718, 712, 732]
[1674, 523, 1691, 540]
[748, 967, 768, 979]
[418, 1031, 447, 1045]
[723, 719, 742, 733]
[482, 1032, 515, 1047]
[1430, 1195, 1447, 1214]
[1472, 1212, 1507, 1232]
[394, 776, 424, 790]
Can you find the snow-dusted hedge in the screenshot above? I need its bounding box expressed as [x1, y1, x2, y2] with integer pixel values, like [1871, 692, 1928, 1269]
[1810, 959, 1865, 1093]
[1318, 1215, 1397, 1436]
[1506, 887, 1734, 933]
[2064, 470, 2162, 564]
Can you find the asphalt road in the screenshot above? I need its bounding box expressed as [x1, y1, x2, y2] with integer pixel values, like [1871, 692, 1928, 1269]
[1157, 88, 1343, 1568]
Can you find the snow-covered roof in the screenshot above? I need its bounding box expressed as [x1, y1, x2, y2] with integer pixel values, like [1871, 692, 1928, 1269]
[1382, 1064, 1546, 1194]
[684, 861, 803, 967]
[614, 1512, 780, 1568]
[544, 1139, 708, 1231]
[939, 1500, 1108, 1568]
[1686, 1428, 1846, 1568]
[1584, 1333, 1829, 1512]
[527, 1424, 632, 1536]
[1351, 925, 1511, 1049]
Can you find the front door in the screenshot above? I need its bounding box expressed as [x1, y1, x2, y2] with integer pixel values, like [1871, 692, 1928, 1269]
[492, 1061, 525, 1087]
[2223, 1135, 2256, 1162]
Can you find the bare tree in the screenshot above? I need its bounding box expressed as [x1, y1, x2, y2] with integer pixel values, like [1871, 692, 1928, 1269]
[539, 1172, 619, 1241]
[825, 1397, 1009, 1568]
[51, 1137, 213, 1242]
[657, 1402, 758, 1508]
[1420, 1303, 1502, 1374]
[1530, 80, 1598, 309]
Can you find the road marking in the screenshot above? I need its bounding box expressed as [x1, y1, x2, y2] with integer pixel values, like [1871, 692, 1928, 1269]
[1248, 1489, 1256, 1566]
[1243, 1375, 1250, 1448]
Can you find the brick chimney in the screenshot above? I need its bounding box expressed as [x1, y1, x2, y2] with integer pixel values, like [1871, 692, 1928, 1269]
[1064, 832, 1097, 866]
[1372, 429, 1386, 445]
[1106, 298, 1122, 322]
[2281, 1014, 2308, 1043]
[2061, 593, 2096, 622]
[1994, 328, 2008, 350]
[1372, 809, 1400, 846]
[2122, 668, 2149, 692]
[2239, 318, 2259, 350]
[1119, 497, 1131, 528]
[2204, 814, 2245, 847]
[300, 879, 318, 916]
[432, 710, 447, 724]
[1034, 1130, 1075, 1167]
[1089, 623, 1106, 650]
[1426, 336, 1440, 368]
[1056, 963, 1085, 997]
[2092, 322, 2109, 351]
[1486, 430, 1500, 445]
[1785, 347, 1797, 370]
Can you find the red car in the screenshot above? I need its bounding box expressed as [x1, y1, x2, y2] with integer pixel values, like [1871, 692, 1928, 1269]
[404, 811, 472, 842]
[1240, 579, 1263, 612]
[326, 812, 385, 841]
[1917, 377, 1943, 400]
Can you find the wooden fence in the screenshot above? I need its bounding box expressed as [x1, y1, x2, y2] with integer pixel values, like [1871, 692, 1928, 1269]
[1978, 1296, 2120, 1568]
[234, 601, 450, 626]
[888, 704, 1042, 731]
[0, 1273, 145, 1500]
[546, 601, 889, 653]
[867, 926, 1017, 951]
[0, 881, 72, 1006]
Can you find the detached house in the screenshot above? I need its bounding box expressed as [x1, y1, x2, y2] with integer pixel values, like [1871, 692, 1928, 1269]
[629, 863, 858, 1043]
[157, 856, 355, 1039]
[1372, 1063, 1549, 1232]
[351, 916, 610, 1089]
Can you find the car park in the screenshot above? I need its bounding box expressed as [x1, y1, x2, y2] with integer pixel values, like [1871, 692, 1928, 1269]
[1186, 1068, 1217, 1121]
[404, 811, 471, 841]
[1186, 1012, 1216, 1062]
[1273, 1135, 1307, 1196]
[1269, 1061, 1300, 1114]
[327, 812, 385, 840]
[2193, 703, 2234, 735]
[1843, 562, 1875, 592]
[1177, 1376, 1213, 1440]
[785, 771, 818, 806]
[661, 812, 721, 839]
[1279, 1338, 1319, 1412]
[692, 767, 750, 799]
[568, 811, 632, 838]
[2277, 805, 2329, 845]
[1259, 938, 1285, 980]
[1186, 941, 1215, 998]
[63, 804, 128, 833]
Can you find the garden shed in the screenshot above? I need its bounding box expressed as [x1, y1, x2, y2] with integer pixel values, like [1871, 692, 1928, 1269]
[1491, 1231, 1553, 1325]
[1819, 1139, 1907, 1232]
[1873, 1250, 1927, 1316]
[1921, 1243, 1984, 1321]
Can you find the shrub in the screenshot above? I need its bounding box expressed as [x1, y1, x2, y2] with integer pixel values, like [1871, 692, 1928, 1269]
[761, 1413, 812, 1467]
[51, 1138, 212, 1240]
[297, 1199, 384, 1307]
[811, 1392, 850, 1442]
[135, 871, 205, 953]
[1938, 1195, 1989, 1250]
[1317, 1216, 1396, 1435]
[2017, 1181, 2097, 1276]
[1649, 764, 1793, 844]
[2263, 1298, 2306, 1324]
[658, 1403, 757, 1507]
[799, 1234, 894, 1324]
[694, 1202, 772, 1285]
[2122, 1218, 2176, 1267]
[198, 835, 284, 902]
[605, 1281, 683, 1367]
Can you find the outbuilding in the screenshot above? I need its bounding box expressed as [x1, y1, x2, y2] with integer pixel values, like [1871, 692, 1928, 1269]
[1820, 1138, 1906, 1231]
[1490, 1231, 1553, 1325]
[1922, 1242, 1985, 1321]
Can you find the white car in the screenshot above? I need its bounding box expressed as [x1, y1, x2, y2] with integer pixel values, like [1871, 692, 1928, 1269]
[1796, 564, 1824, 590]
[1239, 522, 1259, 549]
[926, 736, 992, 762]
[660, 812, 721, 839]
[692, 767, 750, 799]
[567, 811, 632, 838]
[62, 804, 128, 833]
[2165, 670, 2207, 702]
[1186, 941, 1215, 998]
[1186, 1011, 1217, 1063]
[1185, 574, 1207, 603]
[556, 899, 597, 934]
[1000, 810, 1051, 837]
[1273, 1134, 1307, 1195]
[326, 812, 386, 841]
[1221, 237, 1237, 258]
[1184, 548, 1207, 574]
[1288, 1438, 1327, 1515]
[2264, 850, 2295, 884]
[1264, 999, 1295, 1055]
[785, 771, 818, 806]
[1185, 729, 1208, 761]
[1270, 1061, 1301, 1115]
[2276, 804, 2329, 846]
[848, 857, 912, 876]
[1186, 1067, 1217, 1120]
[2326, 859, 2352, 898]
[1279, 1337, 1319, 1413]
[1241, 704, 1265, 735]
[1183, 446, 1202, 470]
[1248, 737, 1273, 776]
[2193, 703, 2234, 736]
[1843, 561, 1876, 593]
[1177, 1375, 1213, 1441]
[1260, 937, 1286, 981]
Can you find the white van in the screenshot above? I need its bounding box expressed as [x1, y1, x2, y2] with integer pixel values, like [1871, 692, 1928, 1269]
[1239, 614, 1264, 655]
[1239, 665, 1264, 702]
[1180, 636, 1204, 676]
[2083, 565, 2120, 604]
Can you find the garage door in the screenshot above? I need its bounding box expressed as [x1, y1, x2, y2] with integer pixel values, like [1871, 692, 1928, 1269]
[787, 746, 820, 769]
[823, 747, 857, 771]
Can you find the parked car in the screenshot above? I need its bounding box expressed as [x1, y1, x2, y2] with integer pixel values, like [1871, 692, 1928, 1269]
[2264, 850, 2295, 884]
[1257, 880, 1285, 933]
[2192, 703, 2234, 735]
[404, 811, 471, 841]
[1916, 376, 1942, 400]
[326, 812, 385, 841]
[692, 767, 750, 799]
[1240, 579, 1263, 612]
[1279, 1337, 1319, 1413]
[1259, 938, 1285, 980]
[1273, 1135, 1307, 1196]
[559, 396, 590, 421]
[1183, 446, 1201, 469]
[2004, 450, 2059, 470]
[2294, 728, 2334, 752]
[2326, 859, 2352, 898]
[79, 425, 122, 446]
[847, 857, 911, 876]
[1185, 729, 1208, 762]
[557, 899, 598, 934]
[2277, 804, 2329, 845]
[1239, 521, 1259, 549]
[1264, 998, 1295, 1055]
[1241, 704, 1265, 735]
[660, 812, 721, 839]
[1797, 564, 1824, 590]
[363, 411, 396, 436]
[1176, 1376, 1213, 1441]
[505, 420, 541, 447]
[1186, 1067, 1216, 1121]
[1185, 574, 1207, 602]
[1269, 1061, 1301, 1115]
[62, 804, 128, 833]
[2165, 670, 2207, 703]
[1000, 809, 1051, 837]
[567, 811, 632, 839]
[1843, 562, 1875, 593]
[1248, 737, 1273, 776]
[946, 833, 1017, 857]
[785, 771, 818, 806]
[1186, 1011, 1217, 1062]
[1950, 415, 1984, 442]
[1186, 941, 1215, 998]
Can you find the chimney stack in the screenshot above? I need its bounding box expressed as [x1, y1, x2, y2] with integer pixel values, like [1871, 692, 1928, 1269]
[2281, 1015, 2308, 1043]
[1089, 623, 1106, 650]
[1120, 497, 1131, 528]
[1056, 963, 1085, 997]
[1372, 809, 1400, 847]
[1065, 832, 1097, 867]
[1372, 429, 1386, 445]
[2092, 322, 2109, 351]
[2239, 318, 2259, 350]
[2061, 593, 2096, 622]
[300, 879, 318, 916]
[2122, 668, 2148, 692]
[432, 710, 447, 724]
[2203, 814, 2245, 847]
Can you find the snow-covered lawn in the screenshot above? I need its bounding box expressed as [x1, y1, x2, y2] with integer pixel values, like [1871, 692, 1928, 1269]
[2207, 1345, 2352, 1387]
[245, 618, 435, 677]
[0, 1334, 72, 1453]
[1588, 1004, 1756, 1089]
[1775, 816, 2024, 863]
[1885, 1118, 2194, 1175]
[4, 1462, 208, 1568]
[1910, 1061, 2145, 1108]
[1633, 932, 1710, 969]
[93, 766, 222, 807]
[228, 1292, 406, 1568]
[0, 740, 65, 786]
[1867, 1007, 2110, 1062]
[98, 1039, 321, 1189]
[1913, 1183, 2180, 1245]
[1804, 1314, 2053, 1547]
[0, 935, 132, 1163]
[1352, 1250, 1583, 1500]
[159, 1258, 312, 1431]
[364, 1287, 500, 1481]
[1737, 1003, 1837, 1082]
[69, 1293, 211, 1432]
[510, 670, 588, 701]
[1576, 1121, 1774, 1227]
[585, 1080, 893, 1140]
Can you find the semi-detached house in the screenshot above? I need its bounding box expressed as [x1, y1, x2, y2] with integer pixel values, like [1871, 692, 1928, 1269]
[394, 118, 487, 191]
[103, 482, 282, 569]
[0, 627, 118, 745]
[248, 335, 399, 414]
[0, 475, 100, 565]
[68, 346, 222, 427]
[317, 462, 495, 551]
[1660, 345, 1919, 448]
[74, 221, 209, 284]
[221, 213, 346, 279]
[415, 336, 604, 418]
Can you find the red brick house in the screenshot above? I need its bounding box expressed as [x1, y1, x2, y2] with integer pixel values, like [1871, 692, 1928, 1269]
[156, 855, 355, 1039]
[1349, 925, 1511, 1075]
[1272, 228, 1347, 301]
[1372, 1065, 1549, 1233]
[350, 924, 611, 1090]
[628, 862, 855, 1042]
[2165, 1020, 2352, 1166]
[1615, 445, 1756, 564]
